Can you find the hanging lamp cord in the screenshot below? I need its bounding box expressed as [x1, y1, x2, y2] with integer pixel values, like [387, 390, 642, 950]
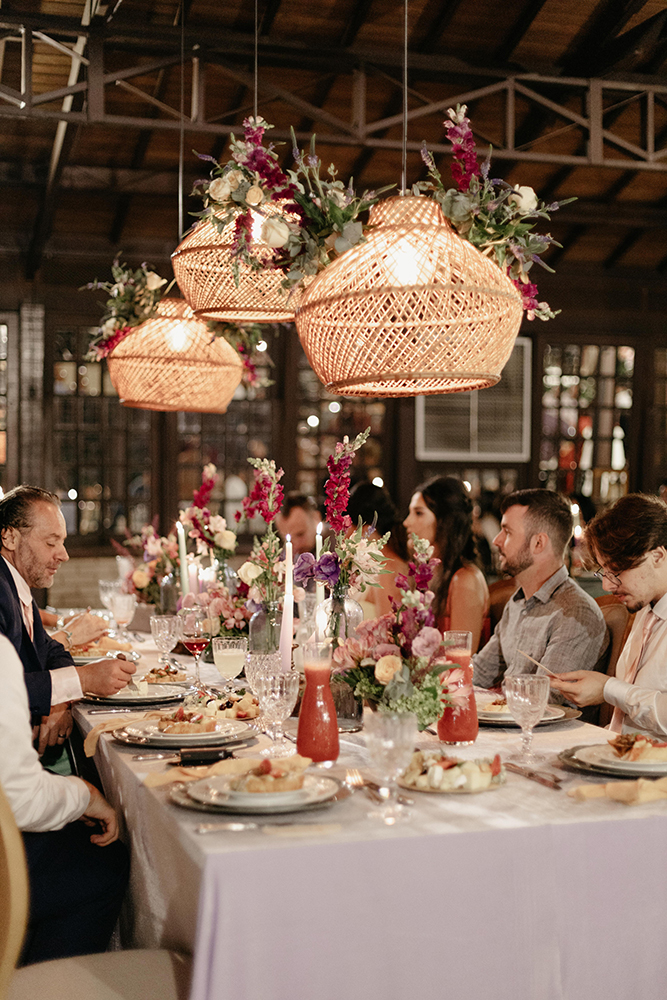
[254, 0, 259, 121]
[401, 0, 408, 195]
[177, 3, 185, 238]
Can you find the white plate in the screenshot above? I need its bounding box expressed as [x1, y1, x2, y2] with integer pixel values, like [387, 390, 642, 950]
[123, 718, 250, 747]
[73, 650, 140, 665]
[573, 743, 667, 775]
[477, 704, 565, 724]
[83, 683, 188, 705]
[186, 773, 340, 813]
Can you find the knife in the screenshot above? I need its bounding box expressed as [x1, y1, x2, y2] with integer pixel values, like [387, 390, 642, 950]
[504, 761, 562, 790]
[132, 738, 256, 762]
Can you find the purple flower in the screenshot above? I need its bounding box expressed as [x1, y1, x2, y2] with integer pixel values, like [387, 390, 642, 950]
[314, 552, 340, 587]
[294, 552, 316, 585]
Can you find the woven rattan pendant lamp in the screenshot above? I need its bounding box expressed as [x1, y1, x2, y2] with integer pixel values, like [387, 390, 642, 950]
[106, 298, 243, 412]
[295, 194, 523, 396]
[294, 0, 522, 397]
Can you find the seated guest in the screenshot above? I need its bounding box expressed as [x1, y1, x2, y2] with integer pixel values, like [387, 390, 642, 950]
[473, 489, 608, 697]
[551, 493, 667, 739]
[404, 477, 490, 652]
[347, 481, 410, 616]
[0, 485, 136, 769]
[275, 493, 322, 555]
[0, 634, 129, 965]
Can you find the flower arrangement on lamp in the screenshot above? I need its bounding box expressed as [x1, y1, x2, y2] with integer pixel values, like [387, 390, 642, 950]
[113, 525, 179, 606]
[420, 105, 574, 321]
[83, 259, 170, 360]
[331, 537, 470, 730]
[206, 321, 274, 389]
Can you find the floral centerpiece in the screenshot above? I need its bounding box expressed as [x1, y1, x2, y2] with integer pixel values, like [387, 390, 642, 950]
[83, 259, 171, 360]
[332, 537, 472, 730]
[180, 464, 237, 578]
[113, 525, 179, 606]
[181, 581, 252, 639]
[420, 104, 575, 321]
[193, 116, 391, 290]
[234, 457, 286, 606]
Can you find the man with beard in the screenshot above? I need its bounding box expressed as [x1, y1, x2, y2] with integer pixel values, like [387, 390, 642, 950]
[472, 489, 608, 696]
[551, 493, 667, 739]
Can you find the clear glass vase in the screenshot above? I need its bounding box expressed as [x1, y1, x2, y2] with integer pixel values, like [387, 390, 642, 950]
[213, 550, 238, 596]
[158, 572, 179, 615]
[315, 587, 364, 732]
[249, 599, 282, 654]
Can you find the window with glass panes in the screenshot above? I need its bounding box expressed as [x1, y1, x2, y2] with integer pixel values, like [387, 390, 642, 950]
[52, 328, 152, 538]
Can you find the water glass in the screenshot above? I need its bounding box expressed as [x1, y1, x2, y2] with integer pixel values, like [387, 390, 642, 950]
[255, 669, 300, 757]
[109, 591, 136, 644]
[503, 674, 551, 764]
[245, 652, 282, 731]
[212, 637, 248, 695]
[149, 615, 181, 666]
[364, 711, 418, 825]
[99, 578, 123, 613]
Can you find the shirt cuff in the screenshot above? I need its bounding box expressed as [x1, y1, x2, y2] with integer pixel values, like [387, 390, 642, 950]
[50, 665, 83, 705]
[603, 675, 630, 708]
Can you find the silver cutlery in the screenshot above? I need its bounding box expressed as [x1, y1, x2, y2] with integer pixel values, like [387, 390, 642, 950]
[504, 761, 562, 790]
[88, 707, 150, 715]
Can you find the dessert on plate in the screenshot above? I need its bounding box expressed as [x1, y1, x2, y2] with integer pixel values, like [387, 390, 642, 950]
[608, 733, 667, 762]
[145, 663, 187, 683]
[157, 705, 218, 734]
[480, 697, 508, 713]
[401, 749, 504, 792]
[229, 757, 311, 794]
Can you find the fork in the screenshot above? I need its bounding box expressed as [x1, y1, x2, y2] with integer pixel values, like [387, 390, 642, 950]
[345, 769, 413, 806]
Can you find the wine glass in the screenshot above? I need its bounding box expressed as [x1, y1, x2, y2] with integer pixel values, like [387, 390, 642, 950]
[502, 674, 551, 764]
[364, 711, 418, 825]
[212, 637, 248, 696]
[255, 669, 300, 757]
[150, 615, 181, 668]
[245, 652, 281, 732]
[109, 591, 136, 644]
[177, 606, 211, 689]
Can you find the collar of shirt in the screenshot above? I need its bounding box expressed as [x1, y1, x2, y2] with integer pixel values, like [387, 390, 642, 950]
[648, 591, 667, 621]
[2, 555, 32, 609]
[512, 564, 569, 607]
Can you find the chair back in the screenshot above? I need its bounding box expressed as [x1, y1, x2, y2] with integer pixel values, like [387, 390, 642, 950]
[488, 577, 518, 633]
[595, 595, 633, 728]
[0, 783, 28, 999]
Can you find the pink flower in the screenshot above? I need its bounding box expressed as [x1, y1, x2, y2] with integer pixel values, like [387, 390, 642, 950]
[182, 593, 196, 609]
[412, 626, 442, 659]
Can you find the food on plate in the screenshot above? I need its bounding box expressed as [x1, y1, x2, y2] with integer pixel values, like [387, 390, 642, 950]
[229, 757, 311, 794]
[401, 750, 504, 792]
[480, 697, 508, 713]
[126, 677, 149, 695]
[185, 689, 260, 720]
[145, 664, 187, 684]
[608, 733, 667, 762]
[70, 634, 133, 657]
[157, 706, 218, 734]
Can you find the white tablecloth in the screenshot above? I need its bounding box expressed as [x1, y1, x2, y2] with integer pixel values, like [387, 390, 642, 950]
[73, 649, 667, 1000]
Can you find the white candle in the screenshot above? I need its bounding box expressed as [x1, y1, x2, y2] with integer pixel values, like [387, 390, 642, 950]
[176, 521, 189, 596]
[280, 534, 294, 672]
[315, 522, 324, 606]
[188, 559, 199, 596]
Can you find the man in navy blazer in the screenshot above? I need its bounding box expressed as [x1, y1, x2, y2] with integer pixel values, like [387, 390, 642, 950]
[0, 486, 137, 757]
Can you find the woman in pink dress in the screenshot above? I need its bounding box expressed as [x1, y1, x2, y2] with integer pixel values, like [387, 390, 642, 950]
[404, 476, 490, 653]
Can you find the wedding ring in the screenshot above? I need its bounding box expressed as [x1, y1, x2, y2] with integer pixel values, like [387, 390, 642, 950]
[57, 733, 67, 738]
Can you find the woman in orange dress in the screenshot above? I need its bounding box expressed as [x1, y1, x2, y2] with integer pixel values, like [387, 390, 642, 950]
[347, 482, 410, 617]
[403, 476, 490, 653]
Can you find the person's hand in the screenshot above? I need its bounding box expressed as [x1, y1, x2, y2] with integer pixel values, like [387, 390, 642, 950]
[79, 780, 120, 846]
[37, 703, 73, 756]
[549, 670, 608, 707]
[76, 655, 136, 696]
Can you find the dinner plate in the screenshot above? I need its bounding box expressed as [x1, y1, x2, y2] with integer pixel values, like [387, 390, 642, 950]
[572, 743, 667, 775]
[558, 745, 642, 779]
[82, 683, 190, 705]
[113, 718, 250, 748]
[184, 773, 341, 813]
[477, 704, 567, 726]
[168, 781, 349, 815]
[398, 774, 505, 795]
[73, 650, 140, 665]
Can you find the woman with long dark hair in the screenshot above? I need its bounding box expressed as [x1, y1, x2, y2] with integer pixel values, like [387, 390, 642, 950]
[404, 476, 490, 652]
[347, 481, 410, 616]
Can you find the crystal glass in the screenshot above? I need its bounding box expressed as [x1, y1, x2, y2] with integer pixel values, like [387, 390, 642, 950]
[255, 669, 300, 757]
[177, 606, 212, 689]
[99, 579, 123, 621]
[503, 674, 551, 764]
[150, 615, 181, 667]
[364, 711, 418, 825]
[109, 591, 136, 644]
[245, 652, 282, 732]
[212, 637, 248, 695]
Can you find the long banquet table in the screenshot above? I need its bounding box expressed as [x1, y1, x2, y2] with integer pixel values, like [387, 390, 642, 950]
[73, 642, 667, 1000]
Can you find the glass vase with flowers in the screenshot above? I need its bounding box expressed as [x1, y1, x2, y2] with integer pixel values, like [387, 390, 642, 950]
[180, 463, 239, 594]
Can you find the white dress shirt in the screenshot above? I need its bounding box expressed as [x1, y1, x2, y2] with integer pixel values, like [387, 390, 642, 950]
[3, 556, 83, 705]
[0, 634, 89, 831]
[604, 591, 667, 738]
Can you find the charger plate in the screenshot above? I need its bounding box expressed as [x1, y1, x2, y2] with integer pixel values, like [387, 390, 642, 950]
[558, 745, 652, 779]
[169, 779, 348, 815]
[112, 719, 250, 749]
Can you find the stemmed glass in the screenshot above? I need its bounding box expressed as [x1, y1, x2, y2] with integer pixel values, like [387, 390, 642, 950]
[98, 579, 122, 628]
[254, 669, 300, 757]
[212, 637, 248, 696]
[245, 652, 281, 732]
[503, 674, 551, 764]
[364, 711, 418, 825]
[109, 591, 137, 644]
[150, 615, 181, 668]
[177, 607, 211, 689]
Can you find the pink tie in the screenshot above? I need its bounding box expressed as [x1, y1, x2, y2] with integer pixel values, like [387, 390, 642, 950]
[21, 599, 34, 642]
[609, 609, 658, 733]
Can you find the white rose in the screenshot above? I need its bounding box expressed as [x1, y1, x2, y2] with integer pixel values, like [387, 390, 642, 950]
[208, 176, 232, 202]
[238, 561, 263, 585]
[260, 217, 291, 248]
[214, 530, 237, 551]
[227, 170, 243, 192]
[509, 185, 538, 213]
[374, 654, 402, 686]
[145, 271, 166, 291]
[245, 185, 264, 206]
[102, 317, 117, 334]
[208, 515, 227, 533]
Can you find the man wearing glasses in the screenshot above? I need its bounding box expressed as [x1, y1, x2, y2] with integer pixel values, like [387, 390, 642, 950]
[551, 493, 667, 738]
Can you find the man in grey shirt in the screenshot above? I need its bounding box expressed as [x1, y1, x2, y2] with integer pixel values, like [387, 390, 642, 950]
[473, 490, 608, 698]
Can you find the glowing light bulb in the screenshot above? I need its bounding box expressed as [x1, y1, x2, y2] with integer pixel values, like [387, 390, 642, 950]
[328, 401, 341, 413]
[256, 340, 268, 352]
[372, 477, 384, 487]
[166, 322, 189, 352]
[307, 414, 320, 428]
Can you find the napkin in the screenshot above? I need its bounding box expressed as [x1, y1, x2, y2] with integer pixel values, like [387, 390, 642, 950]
[568, 775, 667, 805]
[84, 712, 162, 757]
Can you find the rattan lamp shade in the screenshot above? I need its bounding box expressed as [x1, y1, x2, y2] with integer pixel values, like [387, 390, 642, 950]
[295, 195, 523, 397]
[171, 208, 295, 323]
[106, 298, 244, 413]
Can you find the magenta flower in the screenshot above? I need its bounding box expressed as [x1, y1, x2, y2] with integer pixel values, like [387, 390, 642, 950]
[314, 552, 340, 587]
[236, 459, 284, 525]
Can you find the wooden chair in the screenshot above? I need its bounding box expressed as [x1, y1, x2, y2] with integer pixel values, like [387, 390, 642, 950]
[487, 577, 519, 634]
[0, 783, 191, 1000]
[595, 594, 634, 729]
